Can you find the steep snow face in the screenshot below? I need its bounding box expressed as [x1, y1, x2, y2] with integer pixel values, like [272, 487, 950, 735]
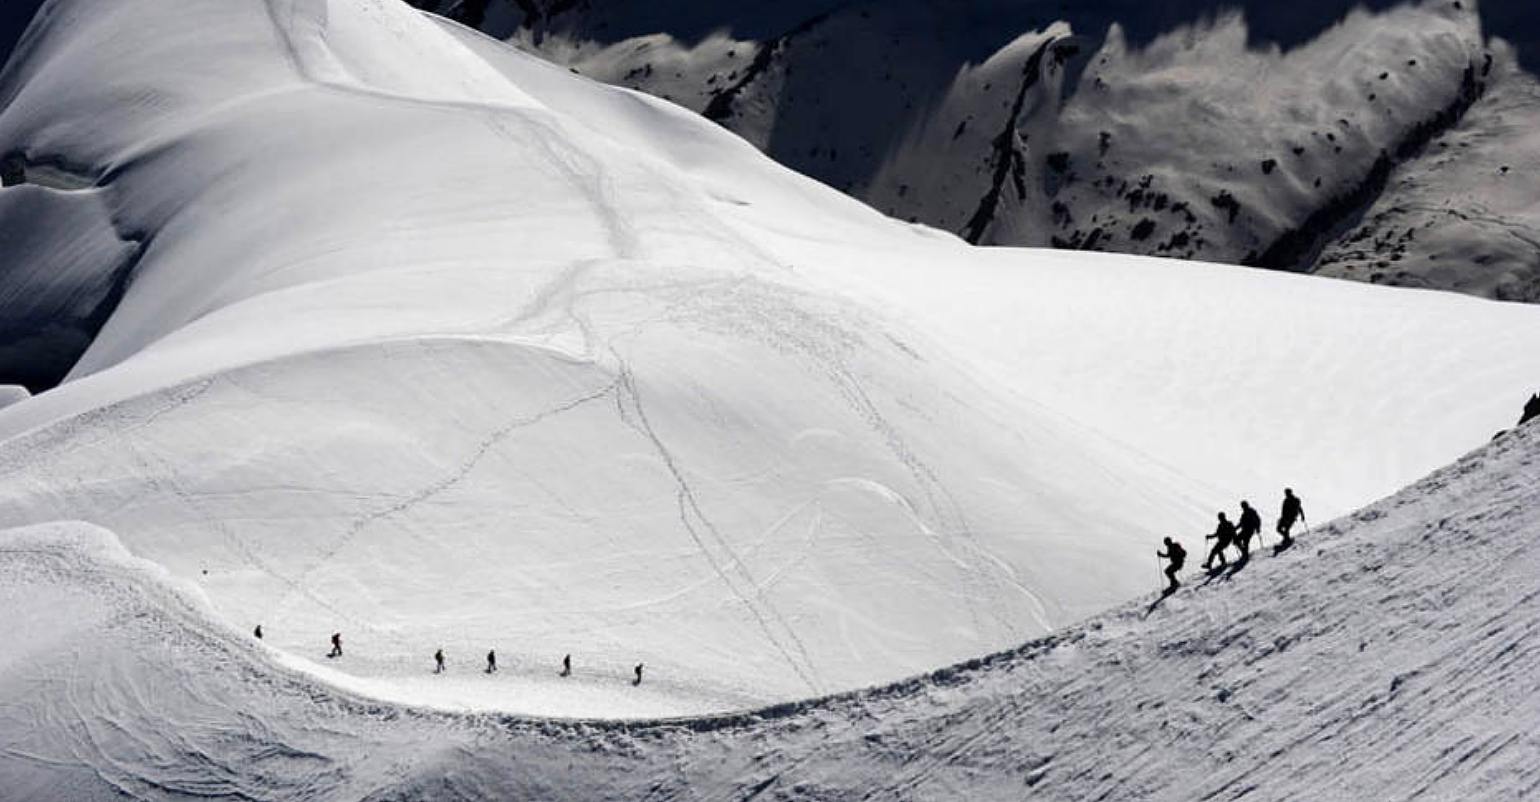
[0, 181, 137, 390]
[3, 408, 1538, 799]
[0, 0, 1538, 719]
[431, 0, 1540, 301]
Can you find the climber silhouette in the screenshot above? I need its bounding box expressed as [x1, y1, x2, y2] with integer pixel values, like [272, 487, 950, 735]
[633, 663, 644, 686]
[328, 632, 342, 658]
[1157, 537, 1186, 593]
[1235, 500, 1261, 559]
[559, 654, 571, 677]
[486, 650, 497, 674]
[434, 648, 445, 674]
[1204, 512, 1236, 570]
[253, 624, 263, 640]
[1277, 488, 1304, 548]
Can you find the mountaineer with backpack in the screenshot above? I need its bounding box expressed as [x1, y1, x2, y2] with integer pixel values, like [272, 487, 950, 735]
[1157, 537, 1186, 593]
[1277, 488, 1305, 548]
[1235, 500, 1262, 559]
[1204, 512, 1237, 570]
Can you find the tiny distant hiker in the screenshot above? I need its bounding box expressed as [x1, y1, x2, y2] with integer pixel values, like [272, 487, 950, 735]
[486, 650, 497, 674]
[434, 648, 446, 674]
[1157, 537, 1186, 593]
[1276, 488, 1305, 548]
[559, 654, 572, 677]
[329, 632, 343, 658]
[633, 663, 644, 686]
[1235, 500, 1262, 559]
[253, 624, 263, 640]
[1204, 512, 1236, 570]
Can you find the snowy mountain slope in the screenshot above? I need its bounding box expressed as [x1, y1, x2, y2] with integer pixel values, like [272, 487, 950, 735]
[418, 0, 1540, 302]
[0, 0, 1211, 715]
[4, 407, 1538, 799]
[446, 10, 1540, 520]
[396, 418, 1540, 799]
[1317, 47, 1540, 301]
[0, 0, 1538, 722]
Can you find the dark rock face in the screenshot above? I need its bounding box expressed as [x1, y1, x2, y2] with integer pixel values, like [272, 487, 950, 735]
[962, 38, 1056, 246]
[1210, 192, 1241, 225]
[0, 154, 22, 187]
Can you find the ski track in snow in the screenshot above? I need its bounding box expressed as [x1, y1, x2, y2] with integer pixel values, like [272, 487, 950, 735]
[612, 359, 823, 695]
[248, 4, 847, 688]
[263, 375, 624, 635]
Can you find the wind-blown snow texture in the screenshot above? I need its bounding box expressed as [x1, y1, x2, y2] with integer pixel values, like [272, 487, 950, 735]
[421, 0, 1540, 301]
[1, 0, 1539, 724]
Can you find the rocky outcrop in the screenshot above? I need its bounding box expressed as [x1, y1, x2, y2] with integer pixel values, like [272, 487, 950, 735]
[961, 38, 1056, 245]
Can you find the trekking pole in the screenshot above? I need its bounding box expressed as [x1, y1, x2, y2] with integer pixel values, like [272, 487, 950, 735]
[1302, 514, 1310, 538]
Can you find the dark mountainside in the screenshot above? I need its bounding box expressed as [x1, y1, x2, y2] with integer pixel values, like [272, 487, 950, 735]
[0, 1, 45, 70]
[412, 0, 1537, 66]
[412, 0, 1540, 302]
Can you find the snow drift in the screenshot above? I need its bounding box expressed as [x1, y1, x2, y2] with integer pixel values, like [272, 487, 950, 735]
[0, 0, 1537, 722]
